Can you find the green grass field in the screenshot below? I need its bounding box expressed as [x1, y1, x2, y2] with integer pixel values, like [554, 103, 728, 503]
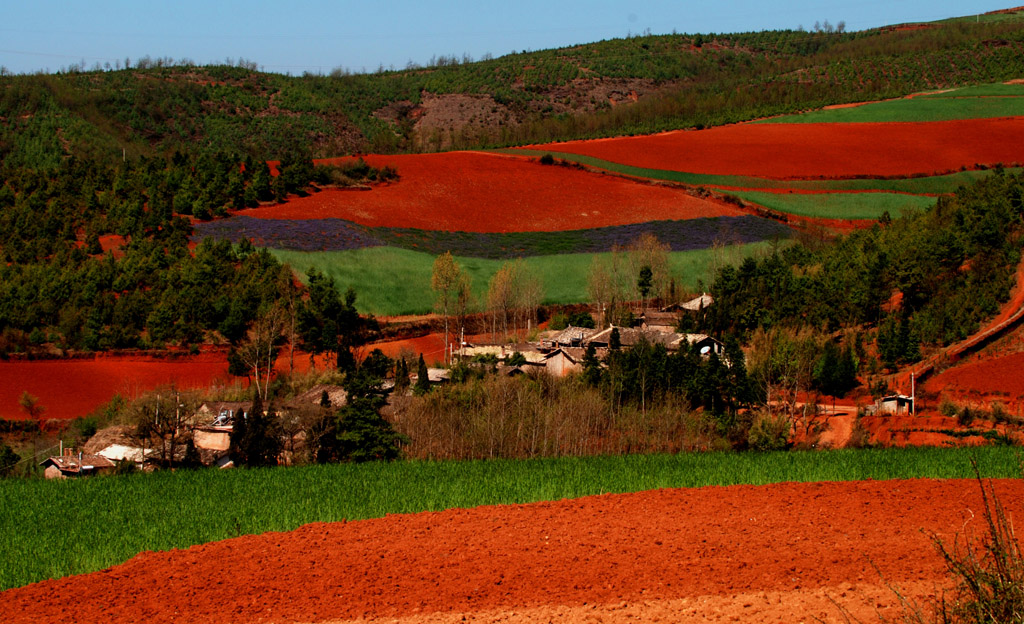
[762, 83, 1024, 124]
[271, 241, 781, 316]
[721, 190, 937, 220]
[1, 446, 1019, 591]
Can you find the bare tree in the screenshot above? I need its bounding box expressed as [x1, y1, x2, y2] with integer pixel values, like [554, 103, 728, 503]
[131, 389, 198, 468]
[431, 252, 464, 364]
[238, 304, 287, 401]
[487, 260, 543, 341]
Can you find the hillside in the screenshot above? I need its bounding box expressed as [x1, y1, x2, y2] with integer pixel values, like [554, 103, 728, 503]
[3, 8, 1024, 168]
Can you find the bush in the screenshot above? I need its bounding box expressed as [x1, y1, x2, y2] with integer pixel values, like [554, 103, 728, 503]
[940, 398, 959, 418]
[548, 312, 568, 331]
[958, 405, 976, 428]
[747, 411, 791, 451]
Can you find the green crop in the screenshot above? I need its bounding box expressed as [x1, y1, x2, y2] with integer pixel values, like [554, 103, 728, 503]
[271, 242, 779, 316]
[720, 191, 937, 220]
[1, 446, 1021, 590]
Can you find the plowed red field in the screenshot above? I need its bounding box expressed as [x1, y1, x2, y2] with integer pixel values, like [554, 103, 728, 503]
[2, 478, 1018, 624]
[241, 152, 744, 232]
[0, 351, 330, 421]
[0, 354, 231, 421]
[925, 351, 1024, 408]
[530, 118, 1024, 179]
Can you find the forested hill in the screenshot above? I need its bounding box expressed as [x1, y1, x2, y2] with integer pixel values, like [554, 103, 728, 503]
[3, 8, 1024, 168]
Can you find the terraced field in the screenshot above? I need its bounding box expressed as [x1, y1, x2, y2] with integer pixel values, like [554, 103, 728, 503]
[192, 82, 1024, 316]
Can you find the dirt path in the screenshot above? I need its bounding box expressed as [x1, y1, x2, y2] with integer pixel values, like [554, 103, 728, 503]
[3, 478, 1020, 624]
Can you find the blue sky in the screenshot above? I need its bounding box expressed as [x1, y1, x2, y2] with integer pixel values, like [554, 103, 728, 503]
[0, 1, 1013, 75]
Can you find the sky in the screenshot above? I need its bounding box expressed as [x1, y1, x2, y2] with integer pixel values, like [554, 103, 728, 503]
[0, 1, 1015, 75]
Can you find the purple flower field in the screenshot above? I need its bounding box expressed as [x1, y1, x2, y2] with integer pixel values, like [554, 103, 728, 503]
[193, 215, 794, 259]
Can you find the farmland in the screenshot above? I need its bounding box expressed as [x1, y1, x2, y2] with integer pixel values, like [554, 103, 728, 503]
[240, 151, 746, 232]
[1, 445, 1020, 592]
[517, 117, 1024, 179]
[269, 242, 778, 317]
[763, 82, 1024, 123]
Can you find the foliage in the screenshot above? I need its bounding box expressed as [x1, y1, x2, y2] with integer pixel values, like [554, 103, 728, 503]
[708, 171, 1024, 357]
[486, 259, 543, 339]
[414, 354, 430, 396]
[2, 447, 1023, 590]
[229, 393, 282, 467]
[747, 411, 792, 452]
[0, 443, 19, 477]
[0, 152, 326, 353]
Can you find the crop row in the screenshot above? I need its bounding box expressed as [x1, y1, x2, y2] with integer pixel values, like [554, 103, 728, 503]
[1, 445, 1019, 591]
[193, 216, 793, 258]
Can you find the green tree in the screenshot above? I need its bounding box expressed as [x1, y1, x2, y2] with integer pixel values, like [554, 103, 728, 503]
[230, 392, 282, 467]
[414, 354, 431, 395]
[0, 443, 20, 477]
[638, 265, 653, 313]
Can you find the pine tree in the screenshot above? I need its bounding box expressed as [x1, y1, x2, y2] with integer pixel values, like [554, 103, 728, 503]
[414, 354, 431, 395]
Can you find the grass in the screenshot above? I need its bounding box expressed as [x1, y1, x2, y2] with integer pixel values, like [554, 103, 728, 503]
[501, 149, 1019, 193]
[1, 445, 1021, 591]
[271, 241, 781, 316]
[761, 83, 1024, 124]
[720, 190, 937, 220]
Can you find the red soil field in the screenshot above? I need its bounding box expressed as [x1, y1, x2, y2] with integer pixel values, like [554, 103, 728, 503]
[528, 117, 1024, 179]
[925, 351, 1024, 409]
[0, 353, 231, 421]
[2, 478, 1018, 624]
[0, 350, 333, 422]
[241, 152, 745, 232]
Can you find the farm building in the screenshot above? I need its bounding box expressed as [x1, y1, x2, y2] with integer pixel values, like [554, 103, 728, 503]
[96, 444, 152, 468]
[639, 311, 680, 333]
[547, 325, 599, 348]
[875, 394, 915, 415]
[41, 450, 115, 479]
[585, 327, 723, 356]
[679, 293, 714, 311]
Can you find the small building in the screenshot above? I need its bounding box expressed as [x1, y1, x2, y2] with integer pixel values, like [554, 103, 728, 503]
[96, 444, 152, 468]
[679, 293, 714, 311]
[547, 326, 599, 348]
[196, 401, 250, 427]
[677, 333, 724, 357]
[639, 311, 680, 333]
[876, 394, 915, 415]
[542, 347, 583, 377]
[41, 451, 115, 479]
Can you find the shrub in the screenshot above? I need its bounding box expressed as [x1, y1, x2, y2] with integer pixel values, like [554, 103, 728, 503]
[940, 398, 959, 418]
[747, 411, 791, 451]
[958, 405, 976, 428]
[548, 312, 569, 331]
[928, 463, 1024, 623]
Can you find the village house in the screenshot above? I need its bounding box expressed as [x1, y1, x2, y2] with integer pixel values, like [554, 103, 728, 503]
[41, 449, 115, 479]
